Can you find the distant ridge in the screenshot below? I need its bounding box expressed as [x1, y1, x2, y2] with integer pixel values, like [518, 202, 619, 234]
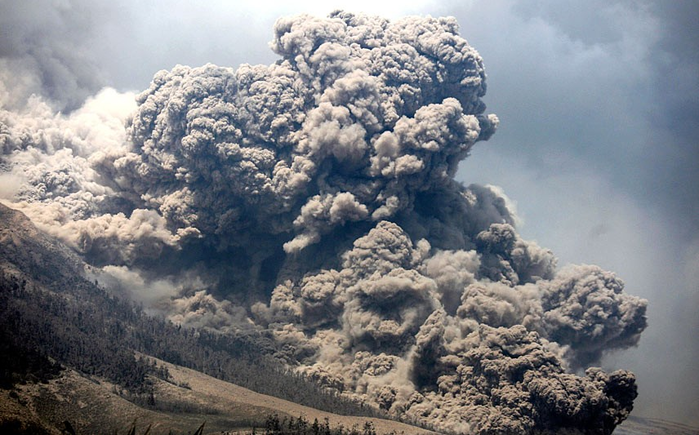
[615, 415, 699, 435]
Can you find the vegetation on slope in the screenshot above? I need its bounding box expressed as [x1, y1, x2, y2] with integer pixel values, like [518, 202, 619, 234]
[0, 203, 385, 420]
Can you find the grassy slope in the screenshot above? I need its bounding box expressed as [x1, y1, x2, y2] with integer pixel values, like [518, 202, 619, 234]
[0, 357, 439, 435]
[152, 356, 438, 434]
[0, 202, 435, 434]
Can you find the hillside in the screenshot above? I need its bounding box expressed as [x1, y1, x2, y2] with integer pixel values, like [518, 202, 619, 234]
[0, 202, 433, 433]
[0, 359, 437, 434]
[1, 203, 697, 435]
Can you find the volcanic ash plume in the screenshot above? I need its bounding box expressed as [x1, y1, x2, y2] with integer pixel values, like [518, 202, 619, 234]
[0, 11, 647, 434]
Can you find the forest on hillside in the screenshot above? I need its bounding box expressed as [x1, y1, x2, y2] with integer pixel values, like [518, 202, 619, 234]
[0, 258, 385, 420]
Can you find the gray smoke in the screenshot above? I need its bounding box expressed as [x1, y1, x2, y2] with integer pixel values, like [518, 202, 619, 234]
[0, 11, 647, 434]
[0, 0, 116, 111]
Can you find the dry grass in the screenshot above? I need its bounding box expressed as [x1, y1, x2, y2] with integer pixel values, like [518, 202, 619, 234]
[0, 356, 440, 435]
[151, 356, 439, 435]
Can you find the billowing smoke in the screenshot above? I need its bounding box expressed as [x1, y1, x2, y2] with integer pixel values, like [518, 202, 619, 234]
[0, 11, 647, 434]
[0, 0, 114, 111]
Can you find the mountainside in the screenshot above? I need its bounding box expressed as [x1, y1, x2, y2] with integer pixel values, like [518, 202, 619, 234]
[0, 358, 437, 435]
[1, 202, 429, 434]
[1, 205, 696, 435]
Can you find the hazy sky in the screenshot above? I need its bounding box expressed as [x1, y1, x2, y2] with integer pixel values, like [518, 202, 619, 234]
[1, 0, 697, 426]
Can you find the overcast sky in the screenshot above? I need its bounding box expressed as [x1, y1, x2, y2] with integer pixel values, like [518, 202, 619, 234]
[1, 0, 697, 426]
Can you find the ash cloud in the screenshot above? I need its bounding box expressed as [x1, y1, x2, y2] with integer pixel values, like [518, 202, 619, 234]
[0, 0, 115, 111]
[0, 10, 647, 434]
